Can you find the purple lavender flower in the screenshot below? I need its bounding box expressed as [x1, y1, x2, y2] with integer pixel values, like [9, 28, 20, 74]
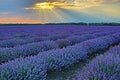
[75, 53, 120, 80]
[0, 33, 120, 79]
[0, 41, 58, 63]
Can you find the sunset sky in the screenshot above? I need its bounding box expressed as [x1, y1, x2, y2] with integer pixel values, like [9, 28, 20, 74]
[0, 0, 120, 24]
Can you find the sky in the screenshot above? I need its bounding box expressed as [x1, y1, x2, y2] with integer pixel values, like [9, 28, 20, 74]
[0, 0, 120, 24]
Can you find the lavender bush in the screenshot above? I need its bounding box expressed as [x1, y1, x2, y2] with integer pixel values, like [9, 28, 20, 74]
[0, 39, 25, 47]
[55, 39, 71, 48]
[75, 53, 120, 80]
[48, 34, 69, 41]
[55, 31, 117, 48]
[67, 34, 96, 45]
[0, 33, 120, 79]
[105, 44, 120, 56]
[0, 37, 50, 48]
[0, 56, 47, 80]
[0, 33, 71, 48]
[0, 31, 116, 64]
[0, 41, 58, 63]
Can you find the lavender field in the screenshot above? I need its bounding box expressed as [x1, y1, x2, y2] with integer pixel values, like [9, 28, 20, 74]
[0, 25, 120, 80]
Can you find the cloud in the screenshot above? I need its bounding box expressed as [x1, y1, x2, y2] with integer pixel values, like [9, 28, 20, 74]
[62, 0, 120, 9]
[32, 0, 120, 4]
[24, 0, 120, 10]
[96, 0, 120, 4]
[0, 17, 43, 24]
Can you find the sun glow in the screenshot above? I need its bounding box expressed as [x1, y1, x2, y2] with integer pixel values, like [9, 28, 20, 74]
[34, 2, 55, 9]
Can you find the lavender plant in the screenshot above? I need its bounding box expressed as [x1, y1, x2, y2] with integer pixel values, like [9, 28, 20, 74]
[0, 41, 58, 63]
[48, 34, 69, 41]
[0, 37, 49, 48]
[55, 39, 71, 48]
[75, 53, 120, 80]
[0, 33, 120, 80]
[0, 31, 116, 64]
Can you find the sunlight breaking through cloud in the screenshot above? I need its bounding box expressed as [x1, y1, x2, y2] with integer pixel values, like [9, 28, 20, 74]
[25, 0, 120, 10]
[0, 0, 120, 23]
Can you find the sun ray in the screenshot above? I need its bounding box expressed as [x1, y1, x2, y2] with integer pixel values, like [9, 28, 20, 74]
[48, 8, 66, 22]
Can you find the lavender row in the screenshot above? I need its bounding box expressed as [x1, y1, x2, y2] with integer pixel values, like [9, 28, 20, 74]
[0, 29, 107, 48]
[0, 31, 107, 49]
[0, 31, 115, 64]
[0, 33, 70, 48]
[0, 33, 120, 80]
[105, 44, 120, 55]
[0, 37, 49, 48]
[43, 33, 120, 71]
[0, 41, 58, 64]
[1, 25, 120, 42]
[1, 25, 119, 46]
[0, 33, 94, 48]
[74, 46, 120, 80]
[55, 31, 117, 48]
[0, 25, 76, 41]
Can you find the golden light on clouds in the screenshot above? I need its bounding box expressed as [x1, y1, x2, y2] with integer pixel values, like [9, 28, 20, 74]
[0, 17, 43, 24]
[35, 2, 55, 9]
[25, 2, 56, 10]
[25, 0, 102, 10]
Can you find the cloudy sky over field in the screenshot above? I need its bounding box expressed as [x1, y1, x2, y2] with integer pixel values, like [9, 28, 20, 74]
[0, 0, 120, 24]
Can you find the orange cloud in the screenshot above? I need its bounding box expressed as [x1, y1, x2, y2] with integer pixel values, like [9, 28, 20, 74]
[0, 17, 43, 24]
